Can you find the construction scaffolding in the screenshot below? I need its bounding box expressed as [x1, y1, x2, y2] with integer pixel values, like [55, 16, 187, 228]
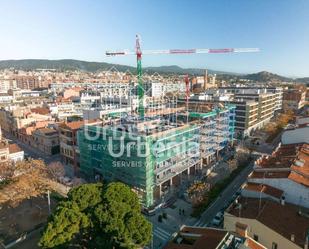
[78, 119, 200, 207]
[77, 78, 235, 208]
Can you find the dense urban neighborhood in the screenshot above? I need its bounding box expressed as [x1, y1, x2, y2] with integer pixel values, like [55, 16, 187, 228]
[1, 1, 309, 249]
[0, 64, 308, 249]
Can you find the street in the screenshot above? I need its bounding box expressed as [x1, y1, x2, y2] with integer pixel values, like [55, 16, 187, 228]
[149, 159, 255, 249]
[3, 131, 61, 164]
[3, 132, 256, 249]
[192, 160, 254, 227]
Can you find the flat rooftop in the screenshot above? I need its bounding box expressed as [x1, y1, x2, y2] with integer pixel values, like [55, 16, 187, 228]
[95, 114, 197, 138]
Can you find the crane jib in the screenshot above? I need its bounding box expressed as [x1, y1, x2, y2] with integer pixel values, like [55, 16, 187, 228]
[208, 48, 234, 53]
[106, 52, 126, 56]
[169, 49, 196, 54]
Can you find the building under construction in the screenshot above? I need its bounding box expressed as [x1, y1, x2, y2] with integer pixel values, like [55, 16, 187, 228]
[77, 34, 252, 208]
[77, 95, 235, 208]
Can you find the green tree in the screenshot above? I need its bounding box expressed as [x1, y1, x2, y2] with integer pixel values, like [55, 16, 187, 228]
[39, 202, 89, 248]
[39, 182, 152, 249]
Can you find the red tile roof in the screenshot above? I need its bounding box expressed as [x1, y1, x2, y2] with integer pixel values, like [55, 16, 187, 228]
[164, 227, 227, 249]
[288, 172, 309, 187]
[244, 182, 284, 199]
[246, 238, 267, 249]
[8, 143, 22, 154]
[227, 197, 309, 248]
[249, 171, 290, 179]
[59, 121, 85, 130]
[253, 143, 309, 187]
[30, 107, 50, 115]
[59, 120, 97, 130]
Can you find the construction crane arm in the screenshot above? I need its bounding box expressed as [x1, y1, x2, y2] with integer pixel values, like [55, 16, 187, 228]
[106, 48, 259, 56]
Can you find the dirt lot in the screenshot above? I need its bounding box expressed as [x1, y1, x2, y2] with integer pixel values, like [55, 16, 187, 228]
[0, 196, 57, 246]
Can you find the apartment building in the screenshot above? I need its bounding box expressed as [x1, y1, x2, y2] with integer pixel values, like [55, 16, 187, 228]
[186, 102, 236, 168]
[187, 97, 274, 138]
[32, 128, 60, 155]
[77, 100, 235, 208]
[59, 121, 97, 174]
[0, 128, 24, 163]
[0, 78, 17, 92]
[15, 75, 41, 89]
[78, 119, 201, 208]
[0, 106, 54, 137]
[49, 101, 78, 120]
[218, 86, 283, 111]
[235, 94, 276, 135]
[0, 142, 24, 163]
[196, 89, 278, 137]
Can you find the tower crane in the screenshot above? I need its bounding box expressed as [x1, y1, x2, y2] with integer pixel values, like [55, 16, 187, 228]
[106, 35, 259, 119]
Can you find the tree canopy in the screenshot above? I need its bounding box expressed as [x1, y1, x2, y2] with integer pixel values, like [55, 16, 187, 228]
[39, 182, 152, 249]
[0, 159, 52, 206]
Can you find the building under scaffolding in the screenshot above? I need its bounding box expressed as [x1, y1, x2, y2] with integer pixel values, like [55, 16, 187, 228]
[78, 117, 200, 207]
[77, 95, 235, 208]
[187, 103, 235, 168]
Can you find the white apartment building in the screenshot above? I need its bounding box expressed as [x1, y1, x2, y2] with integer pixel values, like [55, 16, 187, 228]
[218, 86, 283, 111]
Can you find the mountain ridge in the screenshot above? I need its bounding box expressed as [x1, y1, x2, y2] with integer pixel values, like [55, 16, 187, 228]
[0, 59, 307, 83]
[0, 59, 234, 75]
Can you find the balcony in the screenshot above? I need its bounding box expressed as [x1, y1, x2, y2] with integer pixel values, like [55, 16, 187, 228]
[155, 158, 200, 185]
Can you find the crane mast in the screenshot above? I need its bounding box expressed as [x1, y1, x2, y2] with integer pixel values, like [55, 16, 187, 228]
[106, 35, 259, 120]
[135, 35, 145, 119]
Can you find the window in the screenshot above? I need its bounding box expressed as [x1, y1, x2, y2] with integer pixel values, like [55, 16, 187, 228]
[253, 234, 259, 241]
[272, 242, 278, 249]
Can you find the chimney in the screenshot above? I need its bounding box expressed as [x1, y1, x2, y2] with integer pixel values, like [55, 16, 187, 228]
[204, 69, 208, 90]
[291, 234, 295, 242]
[235, 222, 248, 238]
[280, 197, 285, 206]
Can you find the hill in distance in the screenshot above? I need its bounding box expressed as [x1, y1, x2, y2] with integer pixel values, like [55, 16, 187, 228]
[242, 71, 292, 82]
[0, 59, 238, 76]
[0, 59, 307, 83]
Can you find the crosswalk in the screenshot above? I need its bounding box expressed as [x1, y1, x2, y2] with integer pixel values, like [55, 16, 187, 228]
[193, 219, 209, 227]
[153, 226, 171, 241]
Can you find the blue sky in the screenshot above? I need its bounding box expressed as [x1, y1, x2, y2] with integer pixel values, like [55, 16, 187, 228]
[0, 0, 308, 77]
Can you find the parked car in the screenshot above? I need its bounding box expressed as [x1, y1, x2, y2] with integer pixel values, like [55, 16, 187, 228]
[141, 207, 156, 216]
[211, 216, 222, 226]
[215, 211, 224, 219]
[211, 212, 224, 226]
